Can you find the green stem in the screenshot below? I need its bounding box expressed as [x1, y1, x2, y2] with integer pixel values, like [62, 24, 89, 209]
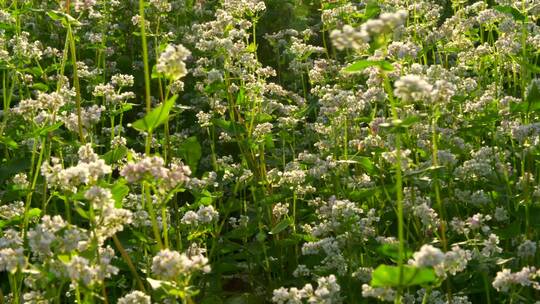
[383, 74, 405, 302]
[67, 23, 85, 144]
[139, 0, 153, 155]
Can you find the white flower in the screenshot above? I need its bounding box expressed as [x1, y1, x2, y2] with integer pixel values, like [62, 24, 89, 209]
[151, 248, 211, 281]
[118, 291, 151, 304]
[0, 247, 26, 273]
[197, 205, 219, 223]
[394, 75, 433, 102]
[410, 245, 444, 267]
[156, 44, 191, 80]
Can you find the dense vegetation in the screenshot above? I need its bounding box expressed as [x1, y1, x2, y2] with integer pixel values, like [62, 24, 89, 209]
[1, 0, 540, 303]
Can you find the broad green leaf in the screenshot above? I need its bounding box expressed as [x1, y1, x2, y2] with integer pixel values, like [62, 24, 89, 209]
[31, 83, 49, 91]
[75, 207, 89, 219]
[0, 136, 18, 149]
[493, 5, 525, 22]
[111, 103, 134, 116]
[212, 118, 246, 135]
[103, 146, 128, 165]
[236, 88, 246, 105]
[371, 264, 437, 287]
[527, 80, 540, 113]
[147, 278, 168, 289]
[132, 95, 177, 132]
[46, 10, 81, 26]
[269, 218, 292, 235]
[0, 208, 41, 229]
[348, 187, 378, 200]
[351, 156, 375, 174]
[344, 60, 394, 73]
[32, 122, 64, 137]
[111, 180, 129, 208]
[377, 244, 413, 261]
[259, 193, 289, 206]
[57, 254, 71, 263]
[364, 1, 380, 20]
[178, 136, 202, 173]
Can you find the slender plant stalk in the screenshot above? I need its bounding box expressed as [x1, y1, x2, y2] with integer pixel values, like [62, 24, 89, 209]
[139, 0, 153, 155]
[383, 74, 405, 303]
[112, 235, 147, 292]
[67, 23, 85, 144]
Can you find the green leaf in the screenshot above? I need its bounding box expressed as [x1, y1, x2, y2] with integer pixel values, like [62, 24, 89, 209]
[344, 60, 394, 73]
[377, 244, 413, 261]
[371, 265, 437, 287]
[147, 278, 168, 290]
[75, 207, 89, 219]
[132, 95, 177, 132]
[0, 208, 41, 229]
[111, 180, 129, 208]
[0, 136, 18, 149]
[31, 83, 49, 92]
[493, 5, 525, 22]
[236, 88, 246, 105]
[32, 122, 64, 137]
[177, 136, 202, 173]
[259, 193, 289, 206]
[46, 10, 82, 26]
[269, 218, 292, 235]
[351, 156, 375, 174]
[212, 118, 246, 136]
[111, 103, 134, 116]
[103, 147, 128, 165]
[57, 254, 71, 263]
[527, 80, 540, 113]
[364, 1, 380, 20]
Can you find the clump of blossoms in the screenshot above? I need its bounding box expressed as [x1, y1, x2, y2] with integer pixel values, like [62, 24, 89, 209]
[330, 10, 408, 51]
[272, 275, 341, 304]
[156, 44, 191, 81]
[180, 205, 219, 226]
[120, 156, 191, 192]
[117, 291, 151, 304]
[0, 230, 25, 273]
[492, 267, 540, 293]
[151, 247, 211, 280]
[84, 186, 133, 243]
[41, 144, 111, 193]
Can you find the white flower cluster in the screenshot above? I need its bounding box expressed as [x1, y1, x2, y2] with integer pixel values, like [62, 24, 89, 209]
[93, 74, 136, 105]
[117, 291, 151, 304]
[0, 229, 26, 273]
[120, 156, 191, 191]
[0, 201, 24, 220]
[156, 44, 191, 81]
[493, 266, 540, 293]
[0, 247, 25, 273]
[85, 186, 133, 243]
[393, 75, 433, 102]
[65, 247, 119, 287]
[41, 144, 111, 193]
[272, 202, 289, 218]
[73, 0, 97, 12]
[362, 284, 396, 302]
[181, 205, 219, 225]
[410, 244, 444, 267]
[12, 90, 71, 125]
[330, 10, 408, 51]
[151, 247, 211, 281]
[272, 275, 341, 304]
[409, 244, 472, 278]
[223, 0, 266, 17]
[62, 105, 106, 135]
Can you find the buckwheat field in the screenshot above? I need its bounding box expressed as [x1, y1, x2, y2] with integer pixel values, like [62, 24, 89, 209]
[2, 0, 540, 303]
